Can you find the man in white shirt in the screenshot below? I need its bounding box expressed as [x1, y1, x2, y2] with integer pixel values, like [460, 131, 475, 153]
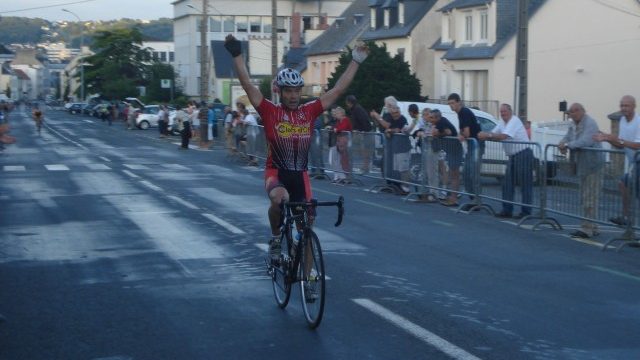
[478, 103, 534, 219]
[593, 95, 640, 225]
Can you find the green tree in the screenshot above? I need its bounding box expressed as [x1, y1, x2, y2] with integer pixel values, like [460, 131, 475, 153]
[326, 42, 423, 113]
[259, 76, 273, 101]
[144, 62, 183, 103]
[82, 27, 150, 100]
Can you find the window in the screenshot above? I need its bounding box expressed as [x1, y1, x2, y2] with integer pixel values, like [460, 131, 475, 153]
[465, 14, 473, 42]
[160, 52, 167, 62]
[196, 17, 207, 32]
[303, 16, 312, 30]
[210, 16, 222, 32]
[480, 11, 488, 41]
[263, 16, 272, 33]
[250, 16, 261, 33]
[236, 16, 248, 32]
[223, 16, 235, 32]
[152, 51, 159, 60]
[169, 51, 175, 62]
[277, 16, 287, 33]
[196, 46, 201, 62]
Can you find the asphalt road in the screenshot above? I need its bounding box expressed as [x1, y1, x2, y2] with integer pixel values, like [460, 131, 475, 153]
[1, 106, 640, 360]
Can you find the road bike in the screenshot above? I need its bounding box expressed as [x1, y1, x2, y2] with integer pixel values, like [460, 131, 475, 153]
[267, 196, 344, 329]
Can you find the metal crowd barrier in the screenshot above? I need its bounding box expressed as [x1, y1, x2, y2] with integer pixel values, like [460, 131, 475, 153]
[474, 140, 560, 229]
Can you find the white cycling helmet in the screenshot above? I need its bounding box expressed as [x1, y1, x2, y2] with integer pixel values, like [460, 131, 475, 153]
[276, 68, 304, 88]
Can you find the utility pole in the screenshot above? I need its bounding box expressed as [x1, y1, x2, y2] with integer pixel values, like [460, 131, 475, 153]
[271, 0, 278, 101]
[514, 0, 529, 121]
[200, 0, 209, 144]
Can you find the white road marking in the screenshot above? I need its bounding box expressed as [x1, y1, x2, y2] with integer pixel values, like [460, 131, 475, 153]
[122, 170, 139, 178]
[139, 180, 162, 192]
[82, 119, 93, 123]
[3, 166, 26, 171]
[45, 164, 70, 171]
[353, 298, 482, 360]
[588, 265, 640, 282]
[355, 199, 411, 215]
[123, 164, 150, 170]
[99, 156, 111, 162]
[167, 195, 199, 210]
[202, 213, 246, 234]
[162, 164, 189, 170]
[86, 164, 111, 170]
[432, 220, 453, 227]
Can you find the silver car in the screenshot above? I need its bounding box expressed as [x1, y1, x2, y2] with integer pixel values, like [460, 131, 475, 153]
[135, 105, 176, 130]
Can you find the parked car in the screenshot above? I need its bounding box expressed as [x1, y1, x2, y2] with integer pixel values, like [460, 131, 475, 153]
[81, 103, 94, 115]
[67, 103, 87, 114]
[135, 105, 176, 130]
[380, 101, 506, 179]
[91, 103, 109, 118]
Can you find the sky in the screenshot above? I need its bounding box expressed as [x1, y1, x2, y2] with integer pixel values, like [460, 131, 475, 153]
[0, 0, 174, 21]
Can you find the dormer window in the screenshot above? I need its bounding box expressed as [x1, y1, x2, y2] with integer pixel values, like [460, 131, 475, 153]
[464, 12, 473, 43]
[480, 10, 488, 41]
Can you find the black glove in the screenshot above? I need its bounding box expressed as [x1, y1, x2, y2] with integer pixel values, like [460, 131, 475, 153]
[224, 37, 242, 58]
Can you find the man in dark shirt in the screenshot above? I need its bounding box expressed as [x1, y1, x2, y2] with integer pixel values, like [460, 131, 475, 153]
[429, 109, 462, 206]
[346, 95, 373, 174]
[448, 93, 482, 200]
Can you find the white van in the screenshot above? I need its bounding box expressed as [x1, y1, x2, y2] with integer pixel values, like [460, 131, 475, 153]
[379, 101, 507, 179]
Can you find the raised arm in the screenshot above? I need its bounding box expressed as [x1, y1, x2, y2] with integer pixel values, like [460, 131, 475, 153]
[225, 34, 263, 109]
[320, 43, 369, 110]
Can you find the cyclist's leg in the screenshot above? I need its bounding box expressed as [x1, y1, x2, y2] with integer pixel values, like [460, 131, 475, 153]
[265, 169, 289, 260]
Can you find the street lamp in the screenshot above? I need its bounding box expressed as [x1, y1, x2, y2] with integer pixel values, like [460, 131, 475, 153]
[62, 8, 85, 102]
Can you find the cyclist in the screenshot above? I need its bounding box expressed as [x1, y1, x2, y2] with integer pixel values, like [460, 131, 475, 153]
[224, 34, 368, 261]
[32, 104, 43, 135]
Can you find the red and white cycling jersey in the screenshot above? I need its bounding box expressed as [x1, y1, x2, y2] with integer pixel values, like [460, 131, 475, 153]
[256, 98, 323, 171]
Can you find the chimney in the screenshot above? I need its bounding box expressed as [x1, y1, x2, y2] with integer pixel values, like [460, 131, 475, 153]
[291, 12, 302, 48]
[318, 15, 329, 30]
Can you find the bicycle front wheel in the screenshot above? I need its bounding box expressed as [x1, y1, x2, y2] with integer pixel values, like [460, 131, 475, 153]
[299, 230, 326, 329]
[272, 232, 292, 308]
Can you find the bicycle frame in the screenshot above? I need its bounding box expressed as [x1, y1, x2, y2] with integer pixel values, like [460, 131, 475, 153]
[269, 196, 344, 328]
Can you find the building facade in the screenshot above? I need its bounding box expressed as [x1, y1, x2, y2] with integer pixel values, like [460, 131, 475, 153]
[171, 0, 352, 104]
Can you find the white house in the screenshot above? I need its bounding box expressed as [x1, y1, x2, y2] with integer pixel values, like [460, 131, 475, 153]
[142, 41, 176, 65]
[433, 0, 640, 126]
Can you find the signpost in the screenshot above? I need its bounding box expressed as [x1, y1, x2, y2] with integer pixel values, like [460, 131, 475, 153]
[161, 79, 173, 102]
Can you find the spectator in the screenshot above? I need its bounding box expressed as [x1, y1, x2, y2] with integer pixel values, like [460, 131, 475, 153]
[223, 106, 233, 149]
[428, 109, 462, 206]
[195, 102, 207, 143]
[593, 95, 640, 226]
[448, 93, 482, 197]
[370, 96, 413, 194]
[412, 108, 439, 202]
[558, 103, 604, 238]
[175, 106, 191, 150]
[157, 105, 167, 137]
[329, 106, 353, 183]
[207, 103, 217, 144]
[478, 103, 533, 219]
[345, 95, 373, 174]
[242, 109, 259, 165]
[126, 103, 136, 130]
[309, 112, 327, 177]
[232, 110, 245, 152]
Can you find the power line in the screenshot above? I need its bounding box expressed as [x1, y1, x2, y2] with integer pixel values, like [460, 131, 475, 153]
[0, 0, 98, 15]
[592, 0, 640, 17]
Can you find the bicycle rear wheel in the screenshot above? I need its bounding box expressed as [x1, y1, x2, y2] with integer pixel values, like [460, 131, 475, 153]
[272, 231, 292, 308]
[299, 230, 326, 329]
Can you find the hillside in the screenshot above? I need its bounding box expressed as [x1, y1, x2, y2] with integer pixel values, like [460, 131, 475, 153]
[0, 17, 173, 46]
